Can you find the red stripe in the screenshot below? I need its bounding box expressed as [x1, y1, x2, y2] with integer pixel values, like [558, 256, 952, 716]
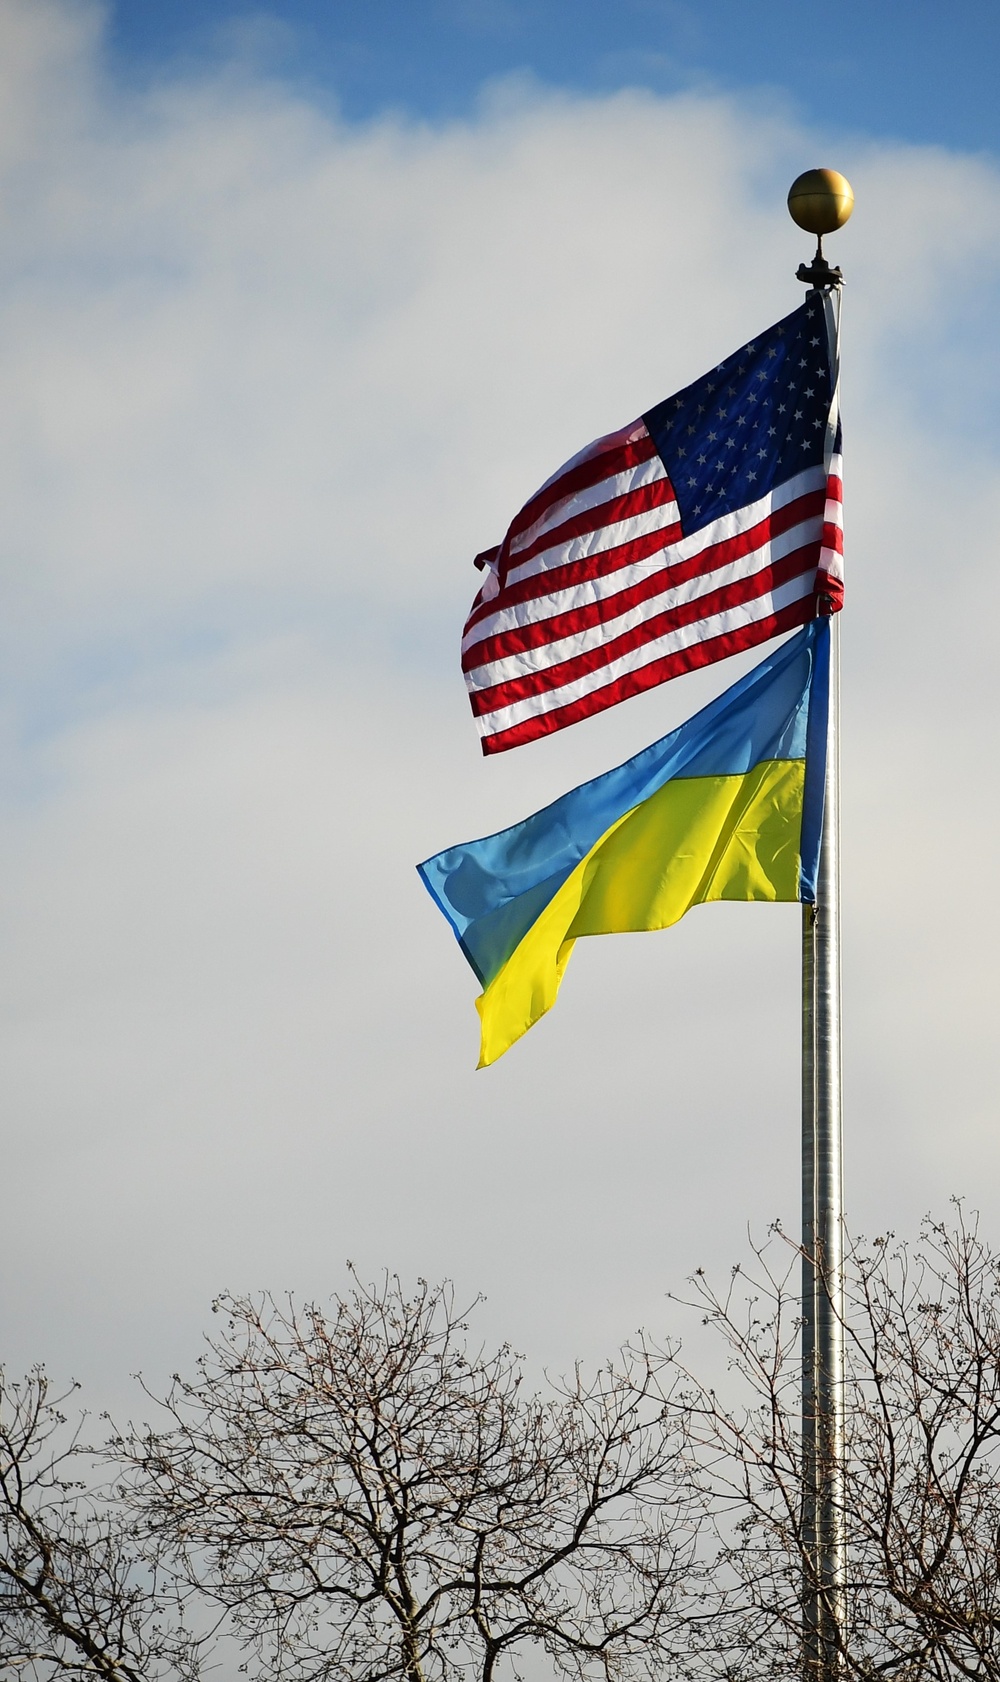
[463, 485, 825, 663]
[816, 569, 844, 610]
[468, 541, 822, 717]
[480, 598, 835, 754]
[507, 475, 677, 573]
[502, 431, 659, 550]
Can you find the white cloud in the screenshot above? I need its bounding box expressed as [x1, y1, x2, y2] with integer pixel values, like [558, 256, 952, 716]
[0, 0, 998, 1419]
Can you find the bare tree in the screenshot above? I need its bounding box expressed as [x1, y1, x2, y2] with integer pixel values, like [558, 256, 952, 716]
[115, 1270, 712, 1682]
[680, 1209, 1000, 1682]
[31, 1225, 1000, 1682]
[0, 1365, 201, 1682]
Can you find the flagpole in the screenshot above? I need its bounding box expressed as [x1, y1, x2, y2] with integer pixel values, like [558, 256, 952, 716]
[789, 169, 852, 1682]
[801, 605, 845, 1682]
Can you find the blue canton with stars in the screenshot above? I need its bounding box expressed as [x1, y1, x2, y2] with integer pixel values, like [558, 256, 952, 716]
[643, 298, 832, 538]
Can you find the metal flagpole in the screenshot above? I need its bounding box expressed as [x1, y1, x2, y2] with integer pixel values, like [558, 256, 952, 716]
[788, 169, 852, 1682]
[801, 601, 845, 1682]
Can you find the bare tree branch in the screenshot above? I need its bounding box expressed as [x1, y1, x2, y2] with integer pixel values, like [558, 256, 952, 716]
[114, 1271, 713, 1682]
[0, 1367, 202, 1682]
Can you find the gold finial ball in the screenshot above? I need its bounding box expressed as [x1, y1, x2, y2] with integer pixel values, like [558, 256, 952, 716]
[787, 168, 854, 237]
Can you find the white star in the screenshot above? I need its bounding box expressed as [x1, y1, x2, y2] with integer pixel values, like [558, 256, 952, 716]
[801, 439, 811, 449]
[687, 476, 697, 487]
[767, 347, 778, 359]
[746, 342, 756, 352]
[736, 415, 747, 426]
[725, 437, 736, 449]
[716, 407, 727, 420]
[727, 386, 736, 397]
[757, 448, 767, 459]
[799, 358, 808, 368]
[697, 453, 707, 464]
[693, 504, 702, 515]
[707, 430, 718, 442]
[812, 418, 823, 429]
[677, 447, 687, 458]
[747, 470, 757, 481]
[777, 404, 786, 414]
[794, 409, 803, 420]
[810, 336, 820, 347]
[804, 387, 815, 398]
[768, 426, 777, 436]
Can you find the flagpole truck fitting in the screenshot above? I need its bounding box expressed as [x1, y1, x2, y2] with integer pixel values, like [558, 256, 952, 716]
[789, 168, 854, 290]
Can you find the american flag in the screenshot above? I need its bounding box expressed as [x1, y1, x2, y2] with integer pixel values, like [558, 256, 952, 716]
[463, 295, 843, 755]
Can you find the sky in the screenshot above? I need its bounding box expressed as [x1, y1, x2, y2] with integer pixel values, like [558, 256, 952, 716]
[1, 0, 1000, 1464]
[105, 0, 1000, 156]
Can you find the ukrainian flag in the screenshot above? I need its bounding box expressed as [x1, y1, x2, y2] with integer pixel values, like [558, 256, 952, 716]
[419, 620, 829, 1066]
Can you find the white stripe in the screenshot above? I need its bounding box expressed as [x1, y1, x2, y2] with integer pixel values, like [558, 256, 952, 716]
[500, 460, 823, 594]
[505, 497, 680, 588]
[474, 574, 815, 738]
[508, 453, 669, 558]
[464, 462, 827, 652]
[466, 512, 823, 691]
